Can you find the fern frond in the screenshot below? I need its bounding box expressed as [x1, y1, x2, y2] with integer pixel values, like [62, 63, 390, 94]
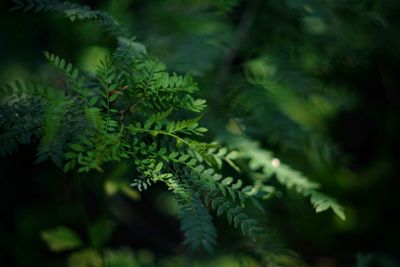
[4, 1, 350, 254]
[44, 51, 89, 103]
[130, 59, 206, 112]
[179, 193, 217, 253]
[309, 191, 346, 220]
[231, 137, 346, 219]
[64, 132, 130, 173]
[127, 137, 264, 243]
[161, 168, 217, 253]
[128, 117, 208, 151]
[0, 82, 48, 156]
[113, 37, 147, 68]
[207, 194, 263, 241]
[35, 90, 68, 167]
[10, 0, 129, 37]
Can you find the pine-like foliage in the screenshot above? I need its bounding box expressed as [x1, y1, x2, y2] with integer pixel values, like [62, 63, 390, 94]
[1, 0, 345, 253]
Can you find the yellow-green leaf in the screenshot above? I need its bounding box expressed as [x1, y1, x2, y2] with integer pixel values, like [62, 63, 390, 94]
[41, 226, 83, 252]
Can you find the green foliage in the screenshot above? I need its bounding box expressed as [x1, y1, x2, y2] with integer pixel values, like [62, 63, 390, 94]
[3, 1, 262, 251]
[0, 82, 45, 155]
[68, 248, 103, 267]
[179, 192, 217, 253]
[10, 0, 128, 37]
[89, 219, 114, 249]
[103, 250, 138, 267]
[128, 59, 206, 112]
[1, 0, 346, 259]
[231, 137, 346, 220]
[41, 226, 83, 252]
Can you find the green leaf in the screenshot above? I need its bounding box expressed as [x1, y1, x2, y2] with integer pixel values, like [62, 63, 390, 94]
[120, 184, 141, 200]
[178, 154, 190, 162]
[64, 161, 71, 173]
[68, 248, 102, 267]
[332, 205, 346, 220]
[41, 226, 83, 252]
[109, 93, 119, 102]
[196, 127, 208, 133]
[89, 219, 114, 249]
[72, 69, 79, 79]
[250, 198, 265, 213]
[89, 96, 98, 106]
[154, 162, 163, 172]
[65, 152, 76, 159]
[70, 144, 85, 152]
[66, 63, 72, 73]
[104, 250, 137, 267]
[104, 179, 119, 196]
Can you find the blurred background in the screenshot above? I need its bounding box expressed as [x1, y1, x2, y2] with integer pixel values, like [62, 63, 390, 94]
[0, 0, 400, 266]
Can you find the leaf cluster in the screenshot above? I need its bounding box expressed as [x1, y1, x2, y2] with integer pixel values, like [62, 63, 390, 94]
[1, 0, 346, 255]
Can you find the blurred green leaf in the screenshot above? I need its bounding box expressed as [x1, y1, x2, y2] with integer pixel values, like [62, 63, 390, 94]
[104, 249, 138, 267]
[120, 184, 141, 201]
[89, 219, 114, 249]
[68, 248, 102, 267]
[41, 226, 83, 252]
